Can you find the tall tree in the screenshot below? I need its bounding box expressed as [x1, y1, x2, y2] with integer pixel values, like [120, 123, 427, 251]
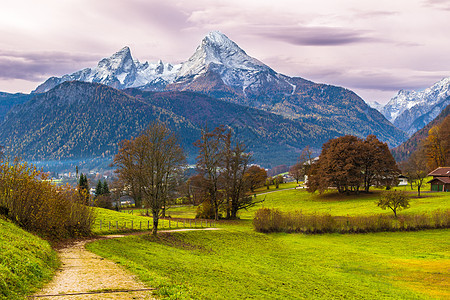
[361, 135, 399, 192]
[113, 122, 185, 235]
[102, 180, 110, 195]
[401, 145, 428, 197]
[441, 116, 450, 164]
[78, 173, 90, 204]
[194, 125, 227, 221]
[244, 166, 267, 192]
[222, 132, 254, 219]
[95, 180, 103, 197]
[290, 146, 313, 184]
[425, 125, 446, 170]
[307, 135, 399, 194]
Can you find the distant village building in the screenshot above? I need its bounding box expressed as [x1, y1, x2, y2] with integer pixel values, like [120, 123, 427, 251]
[427, 167, 450, 192]
[398, 175, 408, 186]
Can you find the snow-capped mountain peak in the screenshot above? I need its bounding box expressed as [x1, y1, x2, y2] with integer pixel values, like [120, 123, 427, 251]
[33, 46, 181, 93]
[381, 76, 450, 136]
[33, 31, 299, 101]
[176, 31, 269, 80]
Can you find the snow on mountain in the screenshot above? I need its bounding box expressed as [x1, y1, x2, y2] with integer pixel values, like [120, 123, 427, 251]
[33, 46, 180, 93]
[381, 77, 450, 136]
[367, 100, 384, 112]
[33, 31, 297, 98]
[176, 31, 269, 81]
[170, 31, 297, 99]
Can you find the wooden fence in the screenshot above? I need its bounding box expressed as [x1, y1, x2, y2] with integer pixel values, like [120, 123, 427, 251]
[95, 218, 216, 232]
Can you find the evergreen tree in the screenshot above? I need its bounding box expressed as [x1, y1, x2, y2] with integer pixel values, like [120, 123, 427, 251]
[102, 180, 110, 195]
[78, 173, 90, 204]
[95, 180, 103, 197]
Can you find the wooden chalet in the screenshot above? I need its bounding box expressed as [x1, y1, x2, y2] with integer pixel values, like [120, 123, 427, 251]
[427, 167, 450, 192]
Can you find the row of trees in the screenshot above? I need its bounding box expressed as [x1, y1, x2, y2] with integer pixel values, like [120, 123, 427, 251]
[306, 135, 399, 194]
[113, 123, 268, 235]
[191, 126, 264, 220]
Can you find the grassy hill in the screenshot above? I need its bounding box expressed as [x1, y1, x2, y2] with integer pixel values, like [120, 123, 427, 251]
[0, 218, 59, 300]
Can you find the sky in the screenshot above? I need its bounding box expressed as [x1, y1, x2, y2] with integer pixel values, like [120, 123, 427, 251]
[0, 0, 449, 104]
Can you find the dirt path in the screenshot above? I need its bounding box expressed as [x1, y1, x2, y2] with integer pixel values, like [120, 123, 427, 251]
[33, 228, 220, 299]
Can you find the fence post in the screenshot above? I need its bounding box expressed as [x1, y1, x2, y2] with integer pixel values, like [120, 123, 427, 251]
[189, 219, 191, 227]
[140, 221, 142, 230]
[100, 220, 102, 230]
[116, 221, 118, 229]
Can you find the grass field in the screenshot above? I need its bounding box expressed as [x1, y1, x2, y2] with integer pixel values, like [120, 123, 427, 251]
[87, 228, 449, 299]
[0, 218, 59, 300]
[87, 186, 450, 299]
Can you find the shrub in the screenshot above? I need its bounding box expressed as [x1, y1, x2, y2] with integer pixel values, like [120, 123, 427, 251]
[195, 200, 217, 219]
[0, 159, 95, 239]
[253, 208, 450, 234]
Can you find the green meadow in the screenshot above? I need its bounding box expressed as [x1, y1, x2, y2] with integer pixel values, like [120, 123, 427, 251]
[87, 186, 450, 299]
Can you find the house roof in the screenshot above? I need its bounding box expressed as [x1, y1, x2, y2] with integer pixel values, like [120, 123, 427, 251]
[427, 177, 450, 184]
[428, 167, 450, 177]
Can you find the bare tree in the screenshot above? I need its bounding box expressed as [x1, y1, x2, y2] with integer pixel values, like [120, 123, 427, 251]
[113, 122, 185, 235]
[401, 145, 428, 197]
[222, 132, 262, 219]
[290, 146, 313, 184]
[194, 125, 227, 221]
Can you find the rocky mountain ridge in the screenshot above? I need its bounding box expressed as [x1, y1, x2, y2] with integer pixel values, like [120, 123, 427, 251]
[380, 77, 450, 136]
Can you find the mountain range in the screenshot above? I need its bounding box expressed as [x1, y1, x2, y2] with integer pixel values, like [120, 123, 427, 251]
[0, 81, 340, 168]
[0, 31, 408, 170]
[379, 77, 450, 136]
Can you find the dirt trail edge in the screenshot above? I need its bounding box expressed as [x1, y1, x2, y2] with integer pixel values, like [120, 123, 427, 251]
[32, 228, 221, 299]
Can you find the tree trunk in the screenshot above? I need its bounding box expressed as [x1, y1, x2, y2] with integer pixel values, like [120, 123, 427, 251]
[226, 197, 231, 219]
[418, 185, 421, 197]
[152, 211, 159, 236]
[214, 200, 219, 221]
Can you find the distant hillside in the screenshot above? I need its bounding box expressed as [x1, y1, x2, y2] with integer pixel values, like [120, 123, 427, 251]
[0, 81, 199, 162]
[0, 81, 343, 168]
[0, 92, 32, 121]
[392, 104, 450, 162]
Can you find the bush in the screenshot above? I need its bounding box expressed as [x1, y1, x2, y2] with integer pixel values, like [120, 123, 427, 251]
[253, 208, 450, 234]
[0, 159, 95, 239]
[195, 200, 217, 219]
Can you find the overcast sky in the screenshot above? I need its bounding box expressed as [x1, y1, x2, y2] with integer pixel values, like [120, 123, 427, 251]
[0, 0, 449, 103]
